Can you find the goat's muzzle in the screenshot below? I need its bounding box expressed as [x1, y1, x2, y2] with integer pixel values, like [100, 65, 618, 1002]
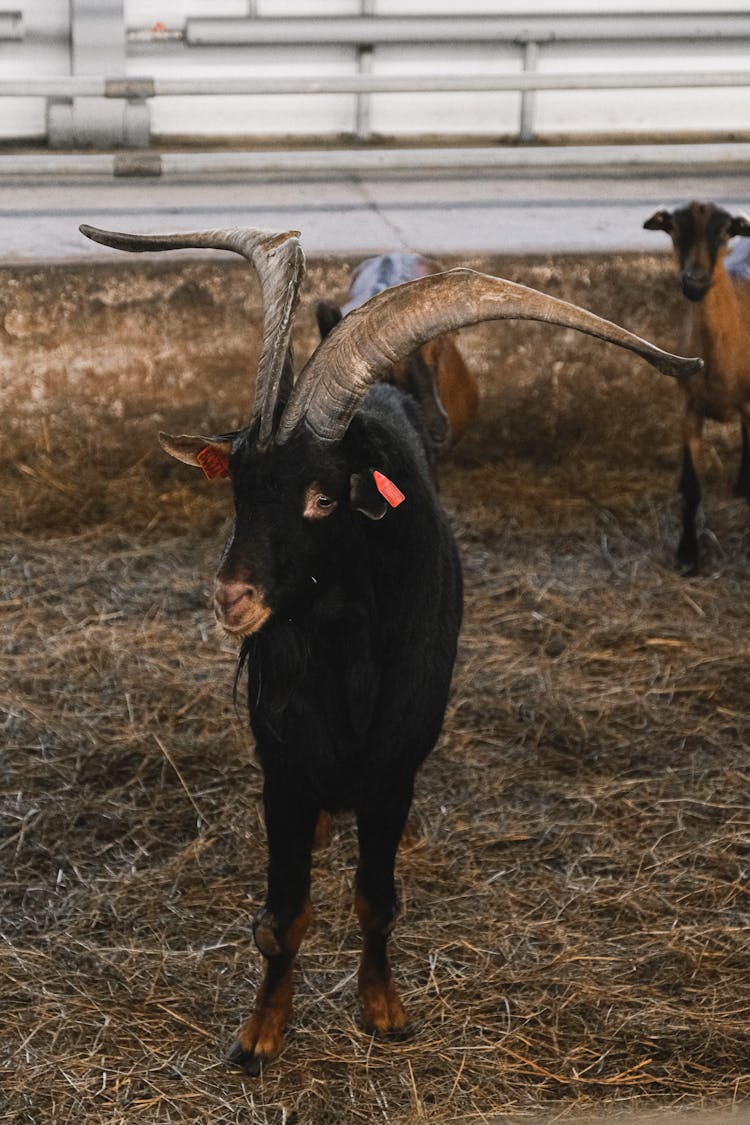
[213, 579, 272, 638]
[681, 271, 711, 302]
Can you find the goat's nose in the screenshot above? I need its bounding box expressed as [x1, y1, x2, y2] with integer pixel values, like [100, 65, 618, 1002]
[681, 269, 711, 300]
[212, 577, 272, 637]
[214, 579, 255, 618]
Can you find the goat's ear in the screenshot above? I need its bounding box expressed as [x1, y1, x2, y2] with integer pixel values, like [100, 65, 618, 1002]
[643, 209, 674, 232]
[316, 299, 343, 340]
[350, 471, 388, 520]
[350, 469, 406, 520]
[728, 214, 750, 238]
[159, 432, 232, 480]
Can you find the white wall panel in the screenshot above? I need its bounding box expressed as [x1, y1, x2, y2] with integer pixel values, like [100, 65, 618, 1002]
[0, 1, 70, 139]
[0, 1, 748, 144]
[533, 41, 750, 138]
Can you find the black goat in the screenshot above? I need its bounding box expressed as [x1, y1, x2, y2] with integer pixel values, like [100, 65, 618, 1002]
[79, 222, 700, 1072]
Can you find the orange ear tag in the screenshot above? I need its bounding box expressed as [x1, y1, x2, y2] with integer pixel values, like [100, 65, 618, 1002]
[373, 470, 405, 508]
[196, 446, 230, 480]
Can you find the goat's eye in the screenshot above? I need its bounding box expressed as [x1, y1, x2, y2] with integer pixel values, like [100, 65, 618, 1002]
[303, 486, 338, 519]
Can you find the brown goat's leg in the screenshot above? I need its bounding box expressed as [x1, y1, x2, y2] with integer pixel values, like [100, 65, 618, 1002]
[355, 786, 412, 1035]
[356, 891, 407, 1034]
[677, 411, 704, 574]
[226, 901, 312, 1074]
[226, 782, 319, 1074]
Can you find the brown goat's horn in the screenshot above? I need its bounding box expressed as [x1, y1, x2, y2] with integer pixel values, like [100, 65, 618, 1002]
[79, 224, 305, 446]
[277, 268, 703, 443]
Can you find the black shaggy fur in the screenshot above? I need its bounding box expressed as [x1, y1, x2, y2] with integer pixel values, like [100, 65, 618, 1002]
[239, 387, 460, 796]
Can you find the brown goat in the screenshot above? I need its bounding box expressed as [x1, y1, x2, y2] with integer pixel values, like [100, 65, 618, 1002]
[316, 253, 479, 460]
[645, 201, 750, 572]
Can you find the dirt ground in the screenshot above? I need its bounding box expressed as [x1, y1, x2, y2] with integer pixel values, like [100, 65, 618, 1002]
[2, 250, 750, 1125]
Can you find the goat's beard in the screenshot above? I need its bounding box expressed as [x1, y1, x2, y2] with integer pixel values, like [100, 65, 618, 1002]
[215, 604, 273, 640]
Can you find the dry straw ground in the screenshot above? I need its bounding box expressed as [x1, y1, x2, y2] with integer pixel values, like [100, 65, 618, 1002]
[2, 251, 750, 1125]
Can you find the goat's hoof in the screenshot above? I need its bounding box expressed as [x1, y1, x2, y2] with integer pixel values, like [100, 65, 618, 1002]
[225, 1031, 284, 1076]
[359, 1014, 412, 1042]
[360, 979, 408, 1038]
[377, 1021, 412, 1043]
[225, 1007, 287, 1075]
[225, 1038, 263, 1076]
[676, 542, 699, 575]
[677, 555, 699, 577]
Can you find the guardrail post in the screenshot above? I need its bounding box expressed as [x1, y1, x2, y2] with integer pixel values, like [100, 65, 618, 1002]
[47, 0, 149, 147]
[519, 40, 539, 143]
[355, 0, 375, 141]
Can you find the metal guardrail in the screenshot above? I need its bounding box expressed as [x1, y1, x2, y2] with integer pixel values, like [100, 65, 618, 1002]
[130, 11, 750, 145]
[3, 72, 749, 99]
[173, 13, 750, 46]
[2, 7, 750, 149]
[2, 142, 750, 181]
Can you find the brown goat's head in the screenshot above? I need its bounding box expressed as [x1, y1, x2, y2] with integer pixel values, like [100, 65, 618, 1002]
[644, 201, 750, 302]
[80, 223, 703, 637]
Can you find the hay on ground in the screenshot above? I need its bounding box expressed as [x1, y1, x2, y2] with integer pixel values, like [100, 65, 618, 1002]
[2, 253, 750, 1124]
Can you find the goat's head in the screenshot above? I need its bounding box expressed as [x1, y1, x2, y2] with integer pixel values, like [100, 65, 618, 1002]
[644, 201, 750, 302]
[161, 423, 361, 638]
[80, 223, 703, 638]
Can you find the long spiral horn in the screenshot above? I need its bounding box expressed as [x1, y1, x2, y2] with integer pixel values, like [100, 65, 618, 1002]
[79, 224, 304, 446]
[276, 267, 702, 444]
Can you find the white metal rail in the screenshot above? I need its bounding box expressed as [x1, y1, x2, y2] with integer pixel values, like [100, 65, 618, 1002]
[2, 142, 749, 181]
[4, 72, 750, 97]
[173, 13, 750, 46]
[3, 72, 749, 99]
[2, 6, 750, 149]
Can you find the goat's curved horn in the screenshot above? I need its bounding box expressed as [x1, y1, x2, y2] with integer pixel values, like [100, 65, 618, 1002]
[277, 268, 703, 443]
[79, 224, 305, 446]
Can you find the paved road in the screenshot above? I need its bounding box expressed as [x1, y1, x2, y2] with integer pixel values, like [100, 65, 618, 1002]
[1, 148, 748, 262]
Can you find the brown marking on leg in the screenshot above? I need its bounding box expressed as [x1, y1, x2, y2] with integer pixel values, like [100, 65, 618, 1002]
[312, 810, 332, 850]
[228, 961, 294, 1071]
[399, 814, 423, 851]
[226, 900, 312, 1073]
[355, 891, 406, 1035]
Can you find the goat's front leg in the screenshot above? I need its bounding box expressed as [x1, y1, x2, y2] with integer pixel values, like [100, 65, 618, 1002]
[355, 783, 413, 1036]
[226, 777, 319, 1074]
[677, 409, 704, 574]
